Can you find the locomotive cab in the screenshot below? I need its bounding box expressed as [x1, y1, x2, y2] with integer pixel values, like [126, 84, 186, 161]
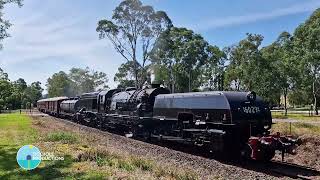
[97, 89, 121, 113]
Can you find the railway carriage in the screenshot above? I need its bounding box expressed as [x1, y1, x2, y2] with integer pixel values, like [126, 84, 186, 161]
[37, 97, 68, 116]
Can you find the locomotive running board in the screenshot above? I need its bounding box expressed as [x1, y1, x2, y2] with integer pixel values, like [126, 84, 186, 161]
[150, 134, 187, 142]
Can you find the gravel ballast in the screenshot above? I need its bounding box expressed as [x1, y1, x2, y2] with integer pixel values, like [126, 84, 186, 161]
[31, 114, 305, 179]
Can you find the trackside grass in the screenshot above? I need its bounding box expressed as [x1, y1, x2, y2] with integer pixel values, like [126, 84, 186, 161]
[272, 122, 320, 136]
[0, 113, 198, 179]
[272, 111, 320, 121]
[45, 131, 79, 144]
[0, 113, 38, 178]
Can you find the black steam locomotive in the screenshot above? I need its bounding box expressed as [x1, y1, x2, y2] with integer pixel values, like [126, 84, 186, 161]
[37, 86, 299, 161]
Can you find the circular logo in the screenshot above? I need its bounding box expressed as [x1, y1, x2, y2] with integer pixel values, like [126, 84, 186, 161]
[16, 145, 41, 170]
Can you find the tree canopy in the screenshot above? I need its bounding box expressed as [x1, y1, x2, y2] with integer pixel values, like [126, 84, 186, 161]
[0, 68, 43, 110]
[97, 0, 172, 88]
[150, 27, 221, 92]
[0, 0, 22, 49]
[46, 67, 109, 97]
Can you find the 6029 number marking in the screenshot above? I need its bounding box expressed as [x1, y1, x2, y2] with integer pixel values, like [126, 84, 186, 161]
[243, 106, 260, 114]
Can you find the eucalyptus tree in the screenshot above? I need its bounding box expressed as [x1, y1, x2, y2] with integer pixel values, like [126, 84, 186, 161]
[24, 81, 43, 106]
[114, 61, 139, 88]
[292, 9, 320, 114]
[224, 33, 280, 104]
[47, 68, 109, 97]
[69, 67, 109, 94]
[261, 32, 297, 114]
[9, 78, 27, 108]
[96, 0, 172, 88]
[224, 33, 264, 91]
[0, 68, 12, 111]
[150, 27, 209, 92]
[0, 0, 22, 49]
[201, 45, 226, 91]
[47, 71, 74, 97]
[149, 28, 174, 91]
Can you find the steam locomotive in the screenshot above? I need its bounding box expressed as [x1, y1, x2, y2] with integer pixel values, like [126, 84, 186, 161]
[37, 85, 300, 161]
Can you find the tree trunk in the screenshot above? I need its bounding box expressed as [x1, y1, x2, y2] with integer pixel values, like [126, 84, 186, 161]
[168, 62, 174, 93]
[313, 80, 318, 115]
[284, 88, 287, 116]
[188, 69, 191, 92]
[172, 76, 175, 93]
[133, 52, 139, 89]
[316, 97, 318, 115]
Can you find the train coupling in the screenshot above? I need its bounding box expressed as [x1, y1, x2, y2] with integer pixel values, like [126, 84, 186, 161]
[246, 133, 301, 161]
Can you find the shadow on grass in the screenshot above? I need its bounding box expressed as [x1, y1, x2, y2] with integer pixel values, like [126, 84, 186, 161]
[0, 146, 88, 179]
[0, 145, 20, 172]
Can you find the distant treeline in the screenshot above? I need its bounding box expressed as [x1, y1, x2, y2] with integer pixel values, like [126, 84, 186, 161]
[46, 67, 108, 98]
[0, 68, 42, 110]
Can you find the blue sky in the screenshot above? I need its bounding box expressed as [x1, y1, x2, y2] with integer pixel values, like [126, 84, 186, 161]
[0, 0, 319, 91]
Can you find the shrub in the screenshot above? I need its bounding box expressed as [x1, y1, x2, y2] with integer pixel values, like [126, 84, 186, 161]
[131, 157, 154, 171]
[45, 131, 78, 144]
[118, 159, 135, 171]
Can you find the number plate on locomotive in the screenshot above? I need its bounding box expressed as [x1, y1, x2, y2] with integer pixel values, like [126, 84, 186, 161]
[242, 106, 260, 114]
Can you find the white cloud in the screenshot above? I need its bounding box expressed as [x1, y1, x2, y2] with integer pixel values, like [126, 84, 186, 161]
[0, 1, 123, 90]
[194, 0, 320, 31]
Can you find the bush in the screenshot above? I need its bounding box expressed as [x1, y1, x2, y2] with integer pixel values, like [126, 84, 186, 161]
[131, 157, 154, 171]
[45, 131, 78, 144]
[118, 159, 135, 171]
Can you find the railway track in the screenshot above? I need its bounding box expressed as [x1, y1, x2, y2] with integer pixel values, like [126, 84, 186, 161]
[30, 112, 320, 179]
[267, 160, 320, 179]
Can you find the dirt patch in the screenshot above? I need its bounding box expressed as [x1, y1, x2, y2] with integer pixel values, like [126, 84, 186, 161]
[274, 134, 320, 171]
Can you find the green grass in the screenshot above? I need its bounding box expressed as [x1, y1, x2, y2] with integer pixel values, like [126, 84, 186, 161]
[77, 148, 153, 172]
[131, 157, 154, 171]
[75, 147, 197, 179]
[0, 113, 38, 177]
[0, 113, 199, 179]
[0, 113, 95, 179]
[45, 131, 79, 144]
[0, 113, 37, 146]
[272, 111, 320, 121]
[272, 122, 320, 136]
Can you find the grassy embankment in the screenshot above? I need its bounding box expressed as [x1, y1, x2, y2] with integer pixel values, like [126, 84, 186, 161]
[271, 111, 320, 120]
[271, 111, 320, 136]
[0, 113, 198, 179]
[272, 122, 320, 136]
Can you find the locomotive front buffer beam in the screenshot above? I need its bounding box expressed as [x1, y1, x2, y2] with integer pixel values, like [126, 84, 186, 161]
[246, 133, 302, 161]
